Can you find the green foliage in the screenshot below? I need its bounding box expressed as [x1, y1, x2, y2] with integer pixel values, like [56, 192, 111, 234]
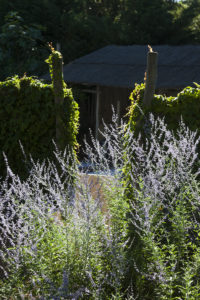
[128, 83, 200, 134]
[1, 105, 200, 298]
[0, 75, 54, 177]
[124, 83, 200, 298]
[0, 11, 48, 80]
[0, 173, 129, 299]
[45, 47, 64, 83]
[0, 1, 200, 80]
[0, 64, 79, 178]
[173, 0, 200, 44]
[126, 179, 200, 299]
[0, 0, 182, 79]
[46, 47, 79, 154]
[125, 83, 200, 199]
[120, 0, 174, 44]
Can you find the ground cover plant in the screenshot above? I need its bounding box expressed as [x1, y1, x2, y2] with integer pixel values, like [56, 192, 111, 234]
[0, 112, 200, 299]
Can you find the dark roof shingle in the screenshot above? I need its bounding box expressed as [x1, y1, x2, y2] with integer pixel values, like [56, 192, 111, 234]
[45, 45, 200, 88]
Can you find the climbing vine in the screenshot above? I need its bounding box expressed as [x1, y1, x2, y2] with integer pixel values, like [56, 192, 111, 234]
[127, 83, 200, 135]
[0, 50, 79, 178]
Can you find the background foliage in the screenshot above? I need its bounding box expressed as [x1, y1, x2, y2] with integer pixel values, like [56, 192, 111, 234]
[0, 11, 48, 80]
[0, 0, 199, 80]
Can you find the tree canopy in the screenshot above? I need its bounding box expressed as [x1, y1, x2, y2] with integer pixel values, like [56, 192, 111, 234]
[0, 0, 199, 80]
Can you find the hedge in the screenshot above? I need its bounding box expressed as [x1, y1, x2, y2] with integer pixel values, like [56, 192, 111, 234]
[0, 50, 79, 179]
[127, 82, 200, 135]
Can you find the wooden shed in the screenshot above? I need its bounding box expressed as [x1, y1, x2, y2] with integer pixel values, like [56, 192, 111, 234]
[44, 45, 200, 140]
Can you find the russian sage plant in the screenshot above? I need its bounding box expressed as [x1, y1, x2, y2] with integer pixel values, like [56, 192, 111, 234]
[0, 112, 200, 299]
[0, 132, 130, 299]
[123, 114, 200, 299]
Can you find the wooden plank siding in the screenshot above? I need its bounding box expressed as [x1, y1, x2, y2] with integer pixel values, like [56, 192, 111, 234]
[98, 86, 131, 138]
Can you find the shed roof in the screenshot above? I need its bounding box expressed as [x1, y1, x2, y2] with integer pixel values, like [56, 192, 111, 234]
[46, 45, 200, 89]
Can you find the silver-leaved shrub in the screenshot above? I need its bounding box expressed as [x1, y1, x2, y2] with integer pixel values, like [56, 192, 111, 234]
[0, 112, 200, 299]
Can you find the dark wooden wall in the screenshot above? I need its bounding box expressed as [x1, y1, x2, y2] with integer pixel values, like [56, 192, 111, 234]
[98, 86, 131, 133]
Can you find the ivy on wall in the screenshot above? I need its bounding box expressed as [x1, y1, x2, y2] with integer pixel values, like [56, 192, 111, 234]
[0, 51, 79, 178]
[127, 83, 200, 135]
[46, 46, 79, 154]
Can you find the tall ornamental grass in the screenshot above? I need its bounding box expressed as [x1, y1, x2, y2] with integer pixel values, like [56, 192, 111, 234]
[0, 113, 200, 299]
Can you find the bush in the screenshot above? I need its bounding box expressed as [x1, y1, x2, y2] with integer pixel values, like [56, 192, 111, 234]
[0, 143, 129, 299]
[0, 73, 79, 179]
[1, 112, 200, 299]
[128, 83, 200, 135]
[123, 114, 200, 298]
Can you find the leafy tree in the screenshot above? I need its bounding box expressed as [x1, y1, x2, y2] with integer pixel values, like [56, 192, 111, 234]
[0, 0, 199, 80]
[119, 0, 175, 44]
[177, 0, 200, 43]
[0, 11, 49, 80]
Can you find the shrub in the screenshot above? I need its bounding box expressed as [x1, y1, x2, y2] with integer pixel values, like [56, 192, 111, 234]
[128, 83, 200, 135]
[0, 143, 129, 299]
[83, 112, 200, 298]
[1, 112, 200, 299]
[123, 114, 200, 298]
[0, 51, 79, 179]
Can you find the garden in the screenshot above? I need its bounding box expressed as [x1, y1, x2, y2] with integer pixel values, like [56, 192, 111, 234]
[1, 49, 200, 299]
